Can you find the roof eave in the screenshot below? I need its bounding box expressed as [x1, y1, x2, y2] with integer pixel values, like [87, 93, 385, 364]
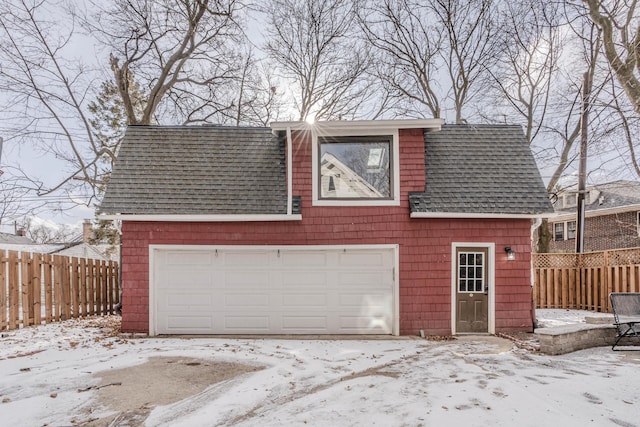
[270, 119, 444, 133]
[410, 212, 549, 219]
[98, 213, 303, 222]
[549, 203, 640, 221]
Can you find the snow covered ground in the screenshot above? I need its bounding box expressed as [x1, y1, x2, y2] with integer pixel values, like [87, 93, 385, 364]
[1, 310, 639, 427]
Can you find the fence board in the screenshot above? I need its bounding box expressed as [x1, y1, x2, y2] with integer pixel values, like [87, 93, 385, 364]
[43, 254, 53, 322]
[21, 252, 31, 327]
[534, 247, 640, 312]
[0, 250, 119, 331]
[87, 258, 96, 316]
[32, 252, 42, 325]
[79, 258, 87, 316]
[8, 251, 18, 329]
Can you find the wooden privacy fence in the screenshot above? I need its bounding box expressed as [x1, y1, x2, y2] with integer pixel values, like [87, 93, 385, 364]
[533, 247, 640, 313]
[0, 250, 119, 331]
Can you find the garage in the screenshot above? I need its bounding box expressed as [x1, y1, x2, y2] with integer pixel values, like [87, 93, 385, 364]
[150, 245, 397, 335]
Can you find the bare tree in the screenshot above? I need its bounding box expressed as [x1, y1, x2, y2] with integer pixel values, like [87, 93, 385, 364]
[0, 0, 107, 200]
[433, 0, 501, 123]
[359, 0, 443, 119]
[83, 0, 244, 126]
[20, 216, 78, 244]
[582, 0, 640, 115]
[484, 0, 560, 144]
[0, 0, 247, 210]
[361, 0, 500, 123]
[263, 0, 373, 121]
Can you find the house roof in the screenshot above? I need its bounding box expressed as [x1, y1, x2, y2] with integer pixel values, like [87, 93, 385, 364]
[551, 180, 640, 219]
[410, 124, 553, 216]
[99, 125, 299, 216]
[101, 123, 552, 219]
[0, 232, 34, 245]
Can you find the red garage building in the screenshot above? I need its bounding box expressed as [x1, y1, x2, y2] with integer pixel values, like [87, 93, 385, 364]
[100, 119, 552, 336]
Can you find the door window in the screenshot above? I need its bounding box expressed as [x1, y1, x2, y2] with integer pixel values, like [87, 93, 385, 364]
[458, 252, 485, 293]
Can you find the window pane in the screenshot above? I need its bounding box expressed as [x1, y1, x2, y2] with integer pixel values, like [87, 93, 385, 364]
[567, 221, 576, 239]
[320, 137, 391, 199]
[554, 223, 564, 240]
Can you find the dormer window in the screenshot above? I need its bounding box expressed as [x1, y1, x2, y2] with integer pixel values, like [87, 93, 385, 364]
[319, 135, 392, 200]
[310, 126, 402, 207]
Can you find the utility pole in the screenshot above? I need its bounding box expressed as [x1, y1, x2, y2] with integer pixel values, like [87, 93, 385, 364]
[576, 71, 590, 253]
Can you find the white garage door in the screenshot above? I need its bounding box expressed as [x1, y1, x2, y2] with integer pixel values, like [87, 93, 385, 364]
[151, 245, 396, 335]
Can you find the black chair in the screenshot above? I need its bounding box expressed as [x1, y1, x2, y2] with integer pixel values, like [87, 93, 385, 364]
[610, 293, 640, 351]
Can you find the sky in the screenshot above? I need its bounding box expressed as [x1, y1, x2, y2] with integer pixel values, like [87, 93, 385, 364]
[2, 2, 639, 231]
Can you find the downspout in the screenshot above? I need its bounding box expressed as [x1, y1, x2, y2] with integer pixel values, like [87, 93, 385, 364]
[530, 217, 543, 331]
[286, 127, 293, 216]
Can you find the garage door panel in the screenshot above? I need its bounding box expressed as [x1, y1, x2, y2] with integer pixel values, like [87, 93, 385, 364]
[224, 316, 270, 330]
[282, 315, 327, 330]
[163, 251, 214, 266]
[339, 316, 391, 333]
[338, 271, 391, 287]
[163, 271, 213, 289]
[281, 252, 328, 267]
[165, 315, 213, 330]
[161, 293, 213, 309]
[338, 252, 386, 267]
[282, 294, 327, 307]
[282, 271, 328, 287]
[225, 294, 270, 307]
[223, 251, 270, 266]
[225, 271, 272, 287]
[154, 246, 395, 335]
[338, 293, 390, 308]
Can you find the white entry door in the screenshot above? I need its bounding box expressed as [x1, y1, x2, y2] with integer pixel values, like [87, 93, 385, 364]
[151, 245, 396, 335]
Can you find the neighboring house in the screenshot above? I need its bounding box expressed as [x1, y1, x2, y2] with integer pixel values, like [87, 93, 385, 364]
[547, 180, 640, 252]
[0, 222, 114, 261]
[0, 230, 65, 254]
[99, 121, 553, 337]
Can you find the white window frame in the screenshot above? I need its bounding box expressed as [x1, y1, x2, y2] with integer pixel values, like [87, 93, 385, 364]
[312, 128, 400, 206]
[553, 220, 577, 241]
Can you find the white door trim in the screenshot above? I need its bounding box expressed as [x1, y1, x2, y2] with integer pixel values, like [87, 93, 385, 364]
[148, 244, 400, 336]
[450, 242, 495, 335]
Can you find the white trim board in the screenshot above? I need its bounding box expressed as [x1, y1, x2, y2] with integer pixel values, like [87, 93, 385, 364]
[311, 128, 401, 207]
[99, 214, 302, 222]
[450, 242, 495, 335]
[411, 212, 547, 219]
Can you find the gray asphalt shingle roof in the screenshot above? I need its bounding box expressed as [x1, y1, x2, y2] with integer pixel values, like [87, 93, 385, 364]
[552, 180, 640, 213]
[410, 124, 553, 215]
[101, 123, 552, 217]
[99, 126, 296, 215]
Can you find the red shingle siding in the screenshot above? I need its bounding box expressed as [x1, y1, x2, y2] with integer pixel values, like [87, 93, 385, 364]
[119, 129, 535, 336]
